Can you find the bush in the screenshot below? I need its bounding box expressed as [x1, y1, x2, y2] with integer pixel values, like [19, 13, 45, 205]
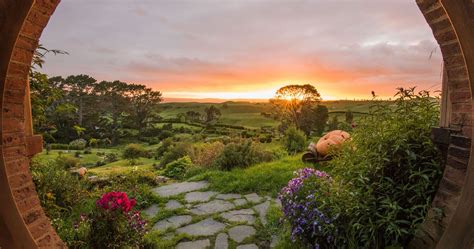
[56, 155, 80, 169]
[69, 138, 87, 150]
[194, 141, 225, 168]
[95, 160, 106, 167]
[159, 142, 194, 168]
[49, 143, 84, 150]
[122, 144, 146, 165]
[163, 156, 193, 179]
[279, 168, 337, 248]
[30, 157, 89, 218]
[87, 192, 147, 248]
[212, 140, 273, 170]
[104, 153, 119, 163]
[83, 147, 92, 154]
[326, 88, 442, 247]
[283, 126, 307, 154]
[155, 138, 173, 159]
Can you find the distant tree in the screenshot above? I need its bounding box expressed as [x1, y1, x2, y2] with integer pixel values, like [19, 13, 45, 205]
[62, 74, 97, 126]
[345, 110, 354, 124]
[185, 111, 202, 123]
[128, 84, 163, 131]
[222, 103, 229, 109]
[299, 104, 329, 136]
[328, 115, 340, 130]
[270, 84, 321, 131]
[204, 105, 221, 124]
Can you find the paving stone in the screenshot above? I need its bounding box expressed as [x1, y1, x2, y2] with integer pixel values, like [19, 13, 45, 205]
[228, 225, 256, 243]
[220, 209, 255, 224]
[190, 200, 235, 215]
[165, 200, 183, 210]
[234, 198, 248, 206]
[216, 193, 242, 200]
[176, 218, 226, 236]
[254, 201, 270, 225]
[152, 215, 192, 231]
[142, 204, 160, 217]
[236, 244, 258, 249]
[244, 193, 263, 203]
[176, 239, 210, 249]
[152, 181, 209, 197]
[215, 233, 229, 249]
[185, 191, 217, 203]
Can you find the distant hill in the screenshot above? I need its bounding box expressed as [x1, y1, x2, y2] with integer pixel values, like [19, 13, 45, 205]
[158, 100, 376, 129]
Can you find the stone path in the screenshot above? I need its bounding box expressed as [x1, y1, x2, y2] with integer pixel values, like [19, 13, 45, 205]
[145, 181, 281, 249]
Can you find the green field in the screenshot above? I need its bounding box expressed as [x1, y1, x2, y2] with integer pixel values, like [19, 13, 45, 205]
[159, 100, 374, 129]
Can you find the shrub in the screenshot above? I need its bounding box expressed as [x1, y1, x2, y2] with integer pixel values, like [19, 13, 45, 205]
[83, 147, 92, 154]
[283, 126, 307, 154]
[95, 160, 106, 167]
[159, 142, 194, 168]
[212, 140, 272, 170]
[279, 168, 337, 248]
[104, 153, 119, 163]
[74, 151, 81, 158]
[155, 138, 173, 159]
[327, 88, 442, 247]
[69, 138, 87, 150]
[163, 156, 193, 179]
[88, 192, 147, 248]
[122, 143, 146, 165]
[30, 157, 89, 218]
[194, 141, 225, 168]
[56, 155, 80, 169]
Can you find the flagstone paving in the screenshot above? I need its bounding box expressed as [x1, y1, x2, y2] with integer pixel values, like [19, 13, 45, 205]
[148, 181, 281, 248]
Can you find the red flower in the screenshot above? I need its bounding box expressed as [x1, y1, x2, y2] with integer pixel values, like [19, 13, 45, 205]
[96, 191, 137, 213]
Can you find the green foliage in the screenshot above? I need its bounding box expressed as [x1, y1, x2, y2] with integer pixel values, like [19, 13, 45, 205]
[69, 138, 87, 149]
[193, 141, 225, 168]
[327, 115, 340, 130]
[163, 156, 193, 179]
[30, 157, 89, 219]
[213, 140, 277, 170]
[56, 155, 80, 169]
[283, 126, 307, 155]
[159, 142, 194, 168]
[104, 153, 119, 163]
[326, 88, 442, 247]
[122, 143, 146, 165]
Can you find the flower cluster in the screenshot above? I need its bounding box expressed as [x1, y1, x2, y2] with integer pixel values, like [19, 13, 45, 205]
[127, 211, 148, 234]
[96, 191, 136, 213]
[279, 168, 336, 249]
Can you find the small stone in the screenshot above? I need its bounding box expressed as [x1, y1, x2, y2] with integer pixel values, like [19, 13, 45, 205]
[152, 215, 192, 231]
[274, 198, 282, 208]
[244, 193, 263, 203]
[228, 225, 256, 243]
[270, 235, 279, 248]
[154, 175, 169, 184]
[185, 191, 217, 203]
[215, 233, 229, 249]
[254, 201, 270, 225]
[142, 204, 160, 217]
[220, 209, 255, 224]
[165, 200, 183, 210]
[216, 193, 242, 200]
[176, 239, 210, 249]
[236, 244, 258, 249]
[190, 200, 235, 215]
[152, 181, 209, 197]
[234, 198, 248, 206]
[176, 218, 225, 236]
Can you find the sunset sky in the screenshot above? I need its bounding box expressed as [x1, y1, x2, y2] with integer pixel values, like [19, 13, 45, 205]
[40, 0, 443, 102]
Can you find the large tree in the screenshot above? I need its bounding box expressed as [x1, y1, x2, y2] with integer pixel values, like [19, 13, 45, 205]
[270, 84, 322, 133]
[204, 105, 221, 124]
[127, 84, 163, 131]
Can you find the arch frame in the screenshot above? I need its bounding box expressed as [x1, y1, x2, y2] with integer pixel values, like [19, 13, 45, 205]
[0, 0, 473, 247]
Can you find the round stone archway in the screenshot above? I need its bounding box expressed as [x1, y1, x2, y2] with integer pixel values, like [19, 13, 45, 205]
[0, 0, 473, 248]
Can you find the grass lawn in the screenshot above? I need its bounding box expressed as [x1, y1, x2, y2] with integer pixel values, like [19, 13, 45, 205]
[89, 159, 157, 175]
[188, 154, 314, 196]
